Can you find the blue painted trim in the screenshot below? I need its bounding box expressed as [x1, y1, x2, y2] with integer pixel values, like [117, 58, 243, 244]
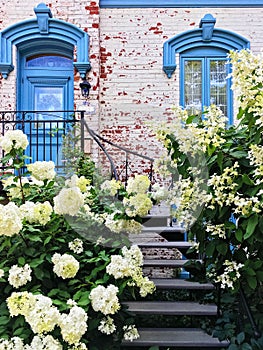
[100, 0, 263, 8]
[163, 27, 250, 78]
[0, 4, 91, 78]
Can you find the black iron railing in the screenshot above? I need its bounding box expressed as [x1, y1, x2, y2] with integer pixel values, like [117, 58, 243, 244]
[84, 122, 154, 185]
[0, 110, 154, 184]
[0, 110, 85, 172]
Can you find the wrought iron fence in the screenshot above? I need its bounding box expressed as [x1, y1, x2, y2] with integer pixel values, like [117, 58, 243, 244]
[0, 110, 85, 173]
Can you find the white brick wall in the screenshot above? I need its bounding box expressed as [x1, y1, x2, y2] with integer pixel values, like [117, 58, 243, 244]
[0, 3, 263, 168]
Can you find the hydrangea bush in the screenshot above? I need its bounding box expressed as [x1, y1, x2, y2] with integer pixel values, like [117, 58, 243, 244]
[0, 131, 156, 350]
[151, 49, 263, 346]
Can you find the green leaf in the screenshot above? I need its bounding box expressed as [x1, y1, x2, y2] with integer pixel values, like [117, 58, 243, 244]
[241, 343, 252, 350]
[244, 215, 258, 239]
[237, 332, 245, 345]
[235, 229, 243, 243]
[216, 242, 228, 255]
[18, 257, 26, 265]
[247, 276, 257, 289]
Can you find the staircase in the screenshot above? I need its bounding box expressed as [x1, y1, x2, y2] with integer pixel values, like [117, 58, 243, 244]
[121, 205, 229, 349]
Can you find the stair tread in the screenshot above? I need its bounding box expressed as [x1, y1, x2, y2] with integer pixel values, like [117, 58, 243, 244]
[151, 278, 215, 290]
[137, 241, 193, 248]
[123, 301, 218, 315]
[122, 328, 229, 347]
[143, 258, 201, 267]
[142, 225, 185, 233]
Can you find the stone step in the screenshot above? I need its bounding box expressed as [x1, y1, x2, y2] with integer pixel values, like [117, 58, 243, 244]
[121, 328, 229, 347]
[137, 241, 193, 249]
[143, 259, 201, 267]
[151, 278, 215, 290]
[123, 301, 218, 316]
[142, 225, 185, 234]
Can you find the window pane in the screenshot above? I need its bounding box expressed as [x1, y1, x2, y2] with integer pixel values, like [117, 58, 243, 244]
[184, 60, 202, 115]
[26, 55, 73, 68]
[210, 60, 227, 116]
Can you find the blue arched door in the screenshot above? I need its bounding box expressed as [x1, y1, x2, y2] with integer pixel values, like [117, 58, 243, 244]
[18, 53, 74, 167]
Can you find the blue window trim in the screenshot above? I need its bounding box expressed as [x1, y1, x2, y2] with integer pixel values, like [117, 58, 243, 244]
[180, 56, 233, 124]
[163, 14, 250, 78]
[0, 3, 91, 79]
[100, 0, 263, 8]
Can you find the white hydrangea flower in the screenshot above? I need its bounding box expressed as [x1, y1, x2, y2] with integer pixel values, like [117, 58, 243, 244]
[0, 129, 29, 153]
[25, 294, 61, 334]
[8, 264, 32, 289]
[0, 268, 4, 278]
[0, 202, 22, 237]
[52, 253, 80, 279]
[19, 201, 53, 225]
[100, 179, 123, 196]
[54, 187, 84, 216]
[68, 238, 84, 254]
[206, 224, 226, 239]
[126, 174, 151, 194]
[123, 325, 140, 342]
[7, 291, 36, 317]
[104, 215, 142, 234]
[90, 284, 120, 315]
[98, 316, 116, 335]
[66, 174, 91, 192]
[123, 193, 152, 217]
[59, 305, 88, 345]
[0, 336, 24, 350]
[24, 334, 63, 350]
[27, 161, 56, 181]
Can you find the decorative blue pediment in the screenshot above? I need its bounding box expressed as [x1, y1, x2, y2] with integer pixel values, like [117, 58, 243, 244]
[0, 3, 91, 78]
[163, 14, 250, 78]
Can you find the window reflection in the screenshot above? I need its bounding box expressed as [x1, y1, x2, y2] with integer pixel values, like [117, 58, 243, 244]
[26, 55, 73, 68]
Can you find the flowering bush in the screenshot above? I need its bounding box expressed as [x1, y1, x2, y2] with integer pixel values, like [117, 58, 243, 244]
[0, 131, 155, 349]
[151, 49, 263, 341]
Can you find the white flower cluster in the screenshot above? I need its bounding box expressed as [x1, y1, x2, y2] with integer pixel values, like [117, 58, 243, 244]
[2, 176, 30, 200]
[25, 334, 63, 350]
[0, 202, 22, 237]
[20, 201, 53, 225]
[105, 215, 142, 234]
[68, 238, 84, 254]
[229, 49, 263, 127]
[126, 174, 151, 194]
[150, 183, 169, 203]
[90, 284, 120, 315]
[106, 245, 155, 297]
[123, 193, 152, 217]
[248, 144, 263, 182]
[54, 187, 84, 216]
[27, 161, 56, 181]
[7, 292, 60, 334]
[210, 260, 244, 290]
[208, 162, 239, 207]
[59, 305, 88, 344]
[0, 130, 29, 153]
[123, 324, 140, 342]
[206, 224, 226, 239]
[100, 178, 123, 196]
[98, 316, 116, 335]
[52, 253, 80, 279]
[66, 174, 91, 193]
[0, 336, 25, 350]
[8, 264, 32, 289]
[6, 292, 88, 347]
[0, 334, 88, 350]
